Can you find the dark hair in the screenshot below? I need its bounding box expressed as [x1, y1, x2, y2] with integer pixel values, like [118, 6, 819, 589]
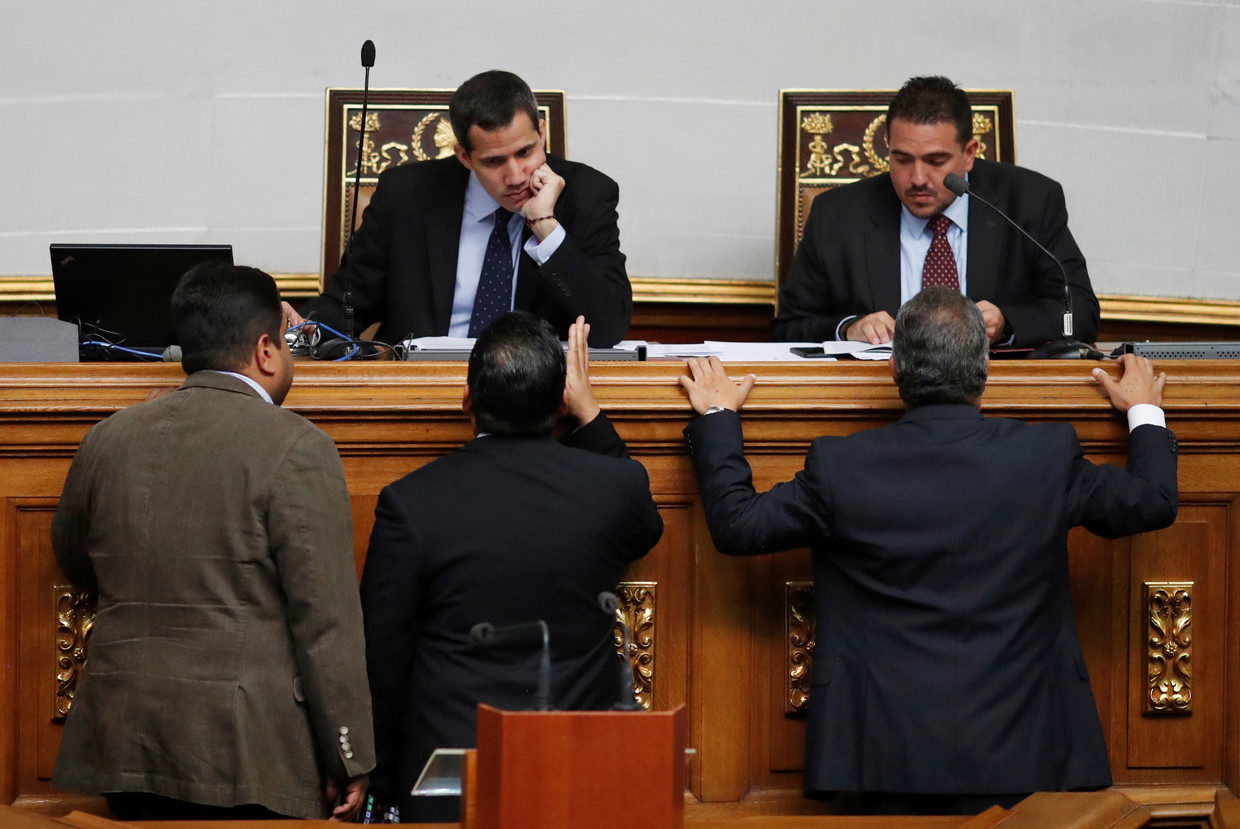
[170, 261, 283, 374]
[886, 75, 973, 145]
[449, 70, 540, 153]
[467, 311, 565, 435]
[892, 287, 988, 407]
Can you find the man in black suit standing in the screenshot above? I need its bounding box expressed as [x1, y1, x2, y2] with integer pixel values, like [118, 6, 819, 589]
[772, 76, 1099, 349]
[292, 70, 631, 347]
[681, 287, 1177, 815]
[360, 314, 662, 821]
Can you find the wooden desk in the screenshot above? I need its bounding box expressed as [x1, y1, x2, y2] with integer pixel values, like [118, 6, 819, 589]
[1, 360, 1237, 823]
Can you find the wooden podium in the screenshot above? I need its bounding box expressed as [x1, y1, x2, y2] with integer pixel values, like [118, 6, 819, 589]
[464, 704, 687, 829]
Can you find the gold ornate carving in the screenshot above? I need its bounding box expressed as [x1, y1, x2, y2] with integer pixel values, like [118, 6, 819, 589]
[972, 112, 993, 159]
[613, 581, 655, 710]
[345, 111, 384, 177]
[801, 113, 834, 177]
[410, 113, 457, 161]
[860, 113, 889, 175]
[1146, 582, 1192, 714]
[786, 581, 816, 715]
[54, 585, 95, 720]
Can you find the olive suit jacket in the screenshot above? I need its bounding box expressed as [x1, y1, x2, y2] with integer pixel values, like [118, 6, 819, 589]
[51, 372, 375, 819]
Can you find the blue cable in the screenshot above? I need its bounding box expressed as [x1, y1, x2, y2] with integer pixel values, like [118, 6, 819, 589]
[80, 340, 163, 360]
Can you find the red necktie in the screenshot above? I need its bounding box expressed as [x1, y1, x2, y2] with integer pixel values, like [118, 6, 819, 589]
[921, 214, 959, 291]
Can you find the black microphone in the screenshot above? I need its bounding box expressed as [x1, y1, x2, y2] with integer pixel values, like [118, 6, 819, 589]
[469, 619, 552, 712]
[942, 172, 1101, 359]
[341, 39, 376, 345]
[599, 592, 642, 711]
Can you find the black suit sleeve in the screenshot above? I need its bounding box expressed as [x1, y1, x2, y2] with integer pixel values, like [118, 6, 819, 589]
[359, 485, 423, 801]
[533, 170, 632, 347]
[300, 169, 397, 336]
[684, 411, 831, 555]
[771, 196, 856, 343]
[998, 179, 1100, 346]
[561, 412, 629, 458]
[1068, 424, 1178, 536]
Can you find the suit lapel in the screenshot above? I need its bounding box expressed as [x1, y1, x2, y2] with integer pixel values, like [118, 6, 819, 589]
[965, 164, 1001, 303]
[866, 192, 902, 314]
[426, 165, 469, 333]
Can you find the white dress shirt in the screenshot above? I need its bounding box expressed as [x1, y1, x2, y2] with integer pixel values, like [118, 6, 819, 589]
[209, 370, 273, 404]
[449, 172, 567, 337]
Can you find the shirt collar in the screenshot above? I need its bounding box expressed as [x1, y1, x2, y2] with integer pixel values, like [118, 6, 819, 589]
[464, 171, 504, 223]
[900, 173, 970, 236]
[207, 370, 273, 404]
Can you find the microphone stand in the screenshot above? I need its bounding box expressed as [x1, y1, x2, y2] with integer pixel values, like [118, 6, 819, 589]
[942, 173, 1102, 360]
[342, 39, 376, 345]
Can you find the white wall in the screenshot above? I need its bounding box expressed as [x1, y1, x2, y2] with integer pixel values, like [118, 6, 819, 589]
[3, 1, 1238, 300]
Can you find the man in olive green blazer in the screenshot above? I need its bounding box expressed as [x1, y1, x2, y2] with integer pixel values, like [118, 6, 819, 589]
[51, 263, 374, 821]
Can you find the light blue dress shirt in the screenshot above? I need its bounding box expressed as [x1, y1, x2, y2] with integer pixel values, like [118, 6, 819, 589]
[449, 172, 566, 337]
[833, 181, 971, 341]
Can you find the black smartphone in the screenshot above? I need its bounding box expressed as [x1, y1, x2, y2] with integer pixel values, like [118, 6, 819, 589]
[790, 346, 830, 358]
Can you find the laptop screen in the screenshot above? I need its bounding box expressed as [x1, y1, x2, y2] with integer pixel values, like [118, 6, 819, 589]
[50, 243, 233, 349]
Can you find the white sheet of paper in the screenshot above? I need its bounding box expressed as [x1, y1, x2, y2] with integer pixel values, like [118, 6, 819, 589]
[702, 341, 834, 362]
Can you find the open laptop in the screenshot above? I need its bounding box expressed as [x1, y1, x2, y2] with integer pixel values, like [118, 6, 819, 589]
[50, 243, 233, 359]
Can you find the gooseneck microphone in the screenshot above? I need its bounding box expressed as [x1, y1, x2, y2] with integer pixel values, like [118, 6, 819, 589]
[341, 39, 376, 344]
[599, 592, 642, 711]
[942, 172, 1101, 359]
[469, 619, 552, 711]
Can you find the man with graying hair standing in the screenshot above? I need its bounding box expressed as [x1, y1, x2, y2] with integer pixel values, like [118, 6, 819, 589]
[52, 262, 374, 821]
[680, 286, 1177, 815]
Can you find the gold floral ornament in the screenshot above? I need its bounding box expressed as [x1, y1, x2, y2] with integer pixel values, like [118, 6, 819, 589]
[54, 586, 95, 719]
[860, 114, 889, 176]
[1146, 583, 1192, 714]
[786, 582, 815, 715]
[972, 112, 993, 159]
[801, 113, 835, 178]
[613, 582, 656, 709]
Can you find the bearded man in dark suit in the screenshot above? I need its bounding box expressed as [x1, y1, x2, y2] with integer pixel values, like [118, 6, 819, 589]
[683, 287, 1176, 815]
[52, 262, 374, 820]
[773, 76, 1099, 349]
[292, 70, 631, 347]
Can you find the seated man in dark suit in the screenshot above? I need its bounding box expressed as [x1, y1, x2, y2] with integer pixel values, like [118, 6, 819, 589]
[52, 262, 374, 821]
[291, 70, 632, 347]
[360, 313, 663, 821]
[772, 76, 1099, 348]
[681, 287, 1177, 815]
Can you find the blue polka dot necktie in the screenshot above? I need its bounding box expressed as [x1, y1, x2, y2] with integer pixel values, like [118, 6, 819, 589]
[921, 214, 959, 291]
[468, 207, 515, 337]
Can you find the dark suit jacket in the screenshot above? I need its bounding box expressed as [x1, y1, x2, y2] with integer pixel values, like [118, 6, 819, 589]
[359, 414, 662, 818]
[772, 159, 1100, 347]
[301, 154, 632, 347]
[51, 372, 375, 819]
[684, 405, 1178, 796]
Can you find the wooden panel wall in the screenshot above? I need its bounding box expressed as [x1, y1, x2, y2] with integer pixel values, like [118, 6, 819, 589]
[0, 360, 1237, 820]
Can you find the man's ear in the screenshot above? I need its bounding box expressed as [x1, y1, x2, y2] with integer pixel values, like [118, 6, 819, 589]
[538, 118, 548, 147]
[888, 354, 897, 385]
[454, 140, 472, 171]
[558, 388, 570, 419]
[254, 333, 278, 377]
[462, 385, 473, 417]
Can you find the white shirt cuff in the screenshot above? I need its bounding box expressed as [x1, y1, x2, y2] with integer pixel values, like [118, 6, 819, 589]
[834, 315, 858, 341]
[524, 223, 566, 265]
[1127, 403, 1166, 431]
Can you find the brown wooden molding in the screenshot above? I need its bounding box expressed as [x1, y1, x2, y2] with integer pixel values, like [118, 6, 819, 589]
[8, 271, 1240, 327]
